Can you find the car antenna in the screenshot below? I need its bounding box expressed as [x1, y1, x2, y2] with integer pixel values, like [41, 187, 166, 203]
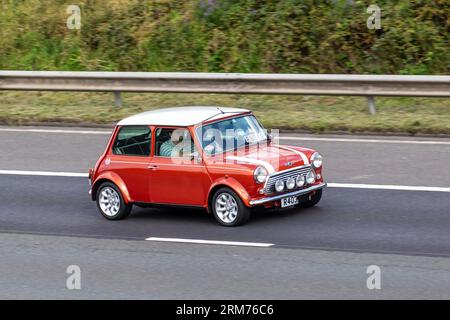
[201, 107, 239, 124]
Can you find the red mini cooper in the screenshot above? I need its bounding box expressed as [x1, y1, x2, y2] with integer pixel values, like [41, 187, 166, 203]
[89, 107, 326, 226]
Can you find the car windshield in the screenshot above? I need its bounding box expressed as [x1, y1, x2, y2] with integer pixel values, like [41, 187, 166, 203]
[196, 115, 268, 155]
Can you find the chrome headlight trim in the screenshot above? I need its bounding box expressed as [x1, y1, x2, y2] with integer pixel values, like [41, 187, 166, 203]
[253, 166, 269, 184]
[295, 175, 305, 187]
[275, 180, 285, 192]
[306, 171, 316, 184]
[311, 152, 323, 168]
[286, 177, 295, 190]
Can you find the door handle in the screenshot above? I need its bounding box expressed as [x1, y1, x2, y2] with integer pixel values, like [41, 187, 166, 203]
[148, 165, 158, 170]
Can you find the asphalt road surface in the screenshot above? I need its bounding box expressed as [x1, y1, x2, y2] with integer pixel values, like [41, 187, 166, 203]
[0, 126, 450, 299]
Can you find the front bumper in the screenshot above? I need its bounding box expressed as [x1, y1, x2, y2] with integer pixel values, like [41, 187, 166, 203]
[249, 182, 327, 206]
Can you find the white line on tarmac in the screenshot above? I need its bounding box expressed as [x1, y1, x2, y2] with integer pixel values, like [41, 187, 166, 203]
[145, 237, 274, 247]
[1, 127, 450, 145]
[327, 183, 450, 193]
[0, 128, 111, 135]
[280, 136, 450, 145]
[0, 170, 88, 177]
[1, 169, 450, 192]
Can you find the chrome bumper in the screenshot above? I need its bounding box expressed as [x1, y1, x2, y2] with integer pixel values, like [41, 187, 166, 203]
[249, 183, 327, 206]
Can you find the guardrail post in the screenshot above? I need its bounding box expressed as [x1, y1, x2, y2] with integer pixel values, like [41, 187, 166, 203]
[367, 96, 376, 115]
[114, 91, 122, 108]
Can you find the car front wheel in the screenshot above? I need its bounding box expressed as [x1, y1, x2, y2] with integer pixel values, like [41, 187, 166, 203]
[96, 182, 132, 220]
[212, 188, 250, 226]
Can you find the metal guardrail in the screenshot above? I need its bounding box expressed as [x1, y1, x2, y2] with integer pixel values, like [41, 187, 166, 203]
[1, 71, 449, 114]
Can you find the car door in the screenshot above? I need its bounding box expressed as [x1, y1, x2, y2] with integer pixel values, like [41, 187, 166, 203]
[148, 127, 210, 206]
[107, 125, 152, 203]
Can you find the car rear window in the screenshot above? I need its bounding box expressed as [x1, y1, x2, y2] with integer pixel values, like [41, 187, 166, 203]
[112, 126, 151, 156]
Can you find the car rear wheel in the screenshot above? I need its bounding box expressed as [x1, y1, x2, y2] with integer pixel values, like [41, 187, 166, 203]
[96, 182, 131, 220]
[212, 188, 250, 226]
[300, 189, 322, 208]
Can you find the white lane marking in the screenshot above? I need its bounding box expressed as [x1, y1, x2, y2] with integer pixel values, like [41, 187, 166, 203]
[0, 128, 111, 135]
[145, 237, 274, 247]
[275, 145, 310, 164]
[226, 156, 275, 173]
[280, 136, 450, 146]
[0, 170, 88, 177]
[1, 127, 449, 145]
[1, 169, 450, 193]
[328, 183, 450, 193]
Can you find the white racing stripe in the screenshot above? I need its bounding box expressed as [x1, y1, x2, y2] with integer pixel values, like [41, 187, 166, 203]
[226, 156, 275, 173]
[328, 183, 450, 193]
[0, 170, 88, 177]
[275, 145, 310, 164]
[145, 237, 274, 247]
[0, 128, 111, 135]
[280, 136, 450, 146]
[1, 169, 450, 193]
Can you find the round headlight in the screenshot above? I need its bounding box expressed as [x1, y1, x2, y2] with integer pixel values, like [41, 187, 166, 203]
[311, 152, 323, 168]
[253, 166, 268, 183]
[306, 171, 315, 184]
[286, 177, 295, 189]
[296, 175, 305, 187]
[275, 180, 285, 192]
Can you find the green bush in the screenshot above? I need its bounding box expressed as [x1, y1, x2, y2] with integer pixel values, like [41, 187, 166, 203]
[0, 0, 448, 74]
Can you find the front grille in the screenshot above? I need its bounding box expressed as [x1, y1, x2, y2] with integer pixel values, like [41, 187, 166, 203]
[264, 165, 312, 194]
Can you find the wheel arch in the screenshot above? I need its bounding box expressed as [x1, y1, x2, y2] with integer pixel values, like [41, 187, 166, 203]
[207, 177, 251, 213]
[91, 172, 132, 204]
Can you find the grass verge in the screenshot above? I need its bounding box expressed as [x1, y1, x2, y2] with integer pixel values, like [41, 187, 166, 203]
[0, 91, 449, 135]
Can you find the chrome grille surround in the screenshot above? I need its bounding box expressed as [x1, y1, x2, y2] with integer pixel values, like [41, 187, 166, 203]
[263, 164, 312, 194]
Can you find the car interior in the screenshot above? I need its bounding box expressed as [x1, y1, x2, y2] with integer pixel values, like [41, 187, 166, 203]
[155, 128, 196, 157]
[155, 128, 174, 156]
[113, 126, 151, 156]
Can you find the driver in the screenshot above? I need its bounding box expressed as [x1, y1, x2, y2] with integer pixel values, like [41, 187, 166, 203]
[160, 129, 193, 158]
[202, 129, 224, 155]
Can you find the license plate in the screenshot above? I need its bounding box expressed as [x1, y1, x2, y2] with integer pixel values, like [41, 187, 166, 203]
[281, 196, 299, 208]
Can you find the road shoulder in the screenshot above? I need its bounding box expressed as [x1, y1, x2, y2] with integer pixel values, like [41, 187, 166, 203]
[1, 232, 449, 299]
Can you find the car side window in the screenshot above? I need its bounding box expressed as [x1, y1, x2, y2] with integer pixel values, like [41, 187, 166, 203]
[155, 127, 196, 158]
[112, 126, 151, 156]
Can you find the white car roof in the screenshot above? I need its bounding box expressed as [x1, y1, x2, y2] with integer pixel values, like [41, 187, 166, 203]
[117, 106, 250, 126]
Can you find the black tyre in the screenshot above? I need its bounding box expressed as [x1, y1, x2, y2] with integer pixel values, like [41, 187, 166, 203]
[300, 189, 322, 208]
[211, 187, 251, 226]
[96, 182, 132, 220]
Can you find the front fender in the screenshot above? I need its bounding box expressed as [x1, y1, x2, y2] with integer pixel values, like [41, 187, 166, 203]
[207, 177, 252, 209]
[91, 171, 132, 204]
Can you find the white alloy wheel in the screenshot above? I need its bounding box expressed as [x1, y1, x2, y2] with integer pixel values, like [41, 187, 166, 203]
[99, 186, 121, 217]
[215, 192, 239, 224]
